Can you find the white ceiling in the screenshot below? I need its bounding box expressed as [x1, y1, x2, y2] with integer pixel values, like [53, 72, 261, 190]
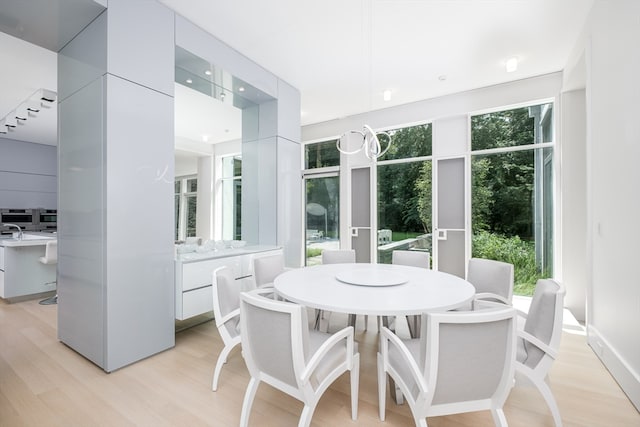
[0, 0, 594, 147]
[159, 0, 594, 126]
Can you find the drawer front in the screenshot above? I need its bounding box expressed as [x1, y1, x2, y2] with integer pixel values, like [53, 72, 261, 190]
[182, 257, 242, 291]
[181, 286, 214, 320]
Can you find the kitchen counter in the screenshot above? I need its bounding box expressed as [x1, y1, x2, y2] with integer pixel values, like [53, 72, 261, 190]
[0, 233, 56, 248]
[0, 233, 57, 300]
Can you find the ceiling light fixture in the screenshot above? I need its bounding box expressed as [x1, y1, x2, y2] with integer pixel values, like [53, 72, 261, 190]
[0, 88, 56, 136]
[336, 0, 393, 160]
[506, 57, 518, 73]
[238, 86, 245, 92]
[204, 70, 212, 76]
[337, 125, 392, 159]
[186, 78, 193, 84]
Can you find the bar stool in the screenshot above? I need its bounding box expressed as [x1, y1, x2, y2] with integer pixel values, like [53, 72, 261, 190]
[39, 240, 58, 305]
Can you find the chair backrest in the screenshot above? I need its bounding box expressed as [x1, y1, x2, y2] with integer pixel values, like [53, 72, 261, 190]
[466, 257, 514, 303]
[322, 249, 356, 264]
[421, 307, 517, 412]
[212, 267, 241, 338]
[240, 289, 309, 395]
[392, 250, 430, 269]
[253, 253, 285, 288]
[41, 240, 58, 264]
[520, 279, 565, 370]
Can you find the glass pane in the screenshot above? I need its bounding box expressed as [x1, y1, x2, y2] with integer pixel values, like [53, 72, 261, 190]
[222, 178, 242, 240]
[377, 160, 432, 264]
[186, 178, 197, 193]
[305, 139, 340, 169]
[175, 180, 181, 194]
[186, 195, 197, 237]
[222, 155, 242, 178]
[378, 123, 431, 161]
[175, 194, 180, 241]
[471, 103, 552, 150]
[471, 148, 553, 296]
[305, 175, 339, 266]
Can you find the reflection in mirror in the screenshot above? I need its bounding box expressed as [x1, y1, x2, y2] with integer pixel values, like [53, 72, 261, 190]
[173, 47, 274, 243]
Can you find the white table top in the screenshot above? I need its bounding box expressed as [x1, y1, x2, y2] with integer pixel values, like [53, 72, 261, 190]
[274, 263, 476, 316]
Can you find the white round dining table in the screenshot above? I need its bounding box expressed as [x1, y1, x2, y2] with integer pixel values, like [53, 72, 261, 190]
[273, 263, 476, 316]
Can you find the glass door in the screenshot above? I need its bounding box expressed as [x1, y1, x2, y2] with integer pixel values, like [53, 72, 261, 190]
[304, 173, 339, 265]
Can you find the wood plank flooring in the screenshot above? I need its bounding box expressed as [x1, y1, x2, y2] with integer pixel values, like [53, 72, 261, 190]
[1, 298, 638, 426]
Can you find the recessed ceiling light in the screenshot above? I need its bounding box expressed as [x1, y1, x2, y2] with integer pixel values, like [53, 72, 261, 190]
[186, 78, 193, 84]
[202, 135, 209, 142]
[506, 57, 518, 73]
[238, 86, 245, 92]
[383, 89, 392, 102]
[204, 70, 212, 76]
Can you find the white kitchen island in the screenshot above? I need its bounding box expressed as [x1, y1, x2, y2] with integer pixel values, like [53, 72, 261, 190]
[174, 244, 281, 320]
[0, 233, 57, 301]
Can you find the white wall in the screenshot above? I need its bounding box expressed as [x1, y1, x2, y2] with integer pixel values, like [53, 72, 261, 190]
[560, 89, 587, 322]
[0, 137, 57, 208]
[574, 0, 640, 410]
[174, 154, 198, 176]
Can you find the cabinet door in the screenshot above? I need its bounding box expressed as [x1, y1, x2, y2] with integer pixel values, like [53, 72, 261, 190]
[182, 257, 241, 291]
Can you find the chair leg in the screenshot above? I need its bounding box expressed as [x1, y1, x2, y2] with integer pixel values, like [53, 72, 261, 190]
[299, 404, 315, 427]
[377, 352, 387, 421]
[351, 353, 360, 420]
[239, 377, 259, 427]
[491, 408, 508, 427]
[212, 344, 235, 391]
[535, 377, 563, 427]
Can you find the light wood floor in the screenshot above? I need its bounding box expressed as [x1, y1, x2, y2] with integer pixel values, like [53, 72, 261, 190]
[1, 298, 638, 427]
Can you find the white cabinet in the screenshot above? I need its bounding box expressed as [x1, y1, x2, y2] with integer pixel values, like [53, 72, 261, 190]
[0, 240, 56, 300]
[175, 246, 281, 320]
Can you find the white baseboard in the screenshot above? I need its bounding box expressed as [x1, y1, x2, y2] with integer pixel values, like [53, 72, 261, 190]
[587, 325, 640, 412]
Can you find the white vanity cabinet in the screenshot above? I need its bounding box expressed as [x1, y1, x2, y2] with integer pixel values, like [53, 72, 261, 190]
[174, 245, 282, 320]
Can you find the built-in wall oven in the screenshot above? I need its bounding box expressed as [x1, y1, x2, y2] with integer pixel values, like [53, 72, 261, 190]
[0, 209, 37, 234]
[37, 209, 57, 231]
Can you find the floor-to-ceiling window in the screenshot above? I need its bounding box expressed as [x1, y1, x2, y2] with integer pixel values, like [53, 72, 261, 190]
[303, 139, 340, 265]
[376, 123, 432, 264]
[220, 154, 242, 240]
[470, 102, 554, 295]
[175, 175, 198, 241]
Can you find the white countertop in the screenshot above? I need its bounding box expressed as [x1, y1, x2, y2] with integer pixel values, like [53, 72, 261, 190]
[0, 233, 56, 248]
[175, 244, 280, 263]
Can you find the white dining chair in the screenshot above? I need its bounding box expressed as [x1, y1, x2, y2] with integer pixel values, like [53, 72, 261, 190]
[321, 249, 356, 264]
[391, 250, 430, 335]
[252, 252, 287, 289]
[377, 305, 517, 427]
[466, 257, 514, 308]
[515, 278, 566, 427]
[38, 240, 58, 305]
[239, 288, 360, 427]
[211, 266, 242, 391]
[320, 249, 366, 330]
[392, 250, 430, 269]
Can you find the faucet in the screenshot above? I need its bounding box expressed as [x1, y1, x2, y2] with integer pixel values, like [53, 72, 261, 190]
[3, 223, 23, 240]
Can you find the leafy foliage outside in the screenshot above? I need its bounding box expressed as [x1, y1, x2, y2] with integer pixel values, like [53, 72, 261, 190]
[377, 124, 432, 236]
[375, 106, 552, 295]
[472, 231, 546, 296]
[470, 106, 553, 295]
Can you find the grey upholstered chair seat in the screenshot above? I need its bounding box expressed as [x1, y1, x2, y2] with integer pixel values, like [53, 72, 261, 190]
[378, 306, 518, 427]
